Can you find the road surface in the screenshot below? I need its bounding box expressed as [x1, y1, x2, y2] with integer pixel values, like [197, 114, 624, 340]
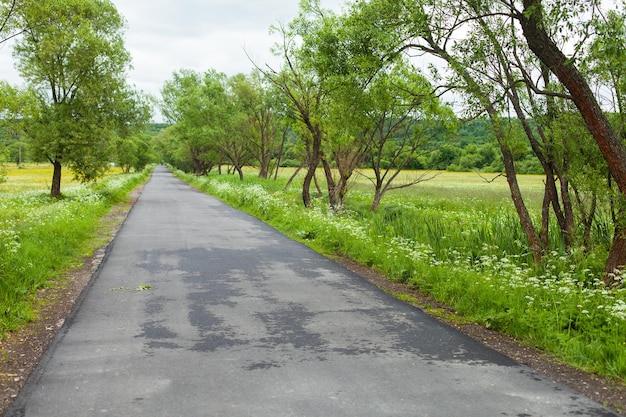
[6, 166, 618, 416]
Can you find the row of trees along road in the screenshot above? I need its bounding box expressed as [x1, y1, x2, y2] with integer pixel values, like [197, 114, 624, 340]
[258, 0, 626, 285]
[159, 0, 626, 286]
[157, 69, 290, 182]
[0, 0, 153, 196]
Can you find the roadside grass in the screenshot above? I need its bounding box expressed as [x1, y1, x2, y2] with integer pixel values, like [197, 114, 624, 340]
[177, 168, 625, 382]
[0, 165, 152, 335]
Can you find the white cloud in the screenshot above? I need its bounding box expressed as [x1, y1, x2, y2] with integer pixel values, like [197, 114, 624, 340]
[115, 0, 345, 97]
[0, 0, 346, 121]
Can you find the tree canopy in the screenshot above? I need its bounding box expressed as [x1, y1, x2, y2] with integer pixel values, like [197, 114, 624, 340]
[2, 0, 152, 196]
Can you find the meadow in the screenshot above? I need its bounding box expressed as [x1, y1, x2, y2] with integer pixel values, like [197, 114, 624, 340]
[0, 164, 151, 334]
[177, 167, 626, 383]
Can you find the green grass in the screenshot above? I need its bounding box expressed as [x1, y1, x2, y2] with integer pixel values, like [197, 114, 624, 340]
[0, 166, 152, 335]
[178, 168, 625, 382]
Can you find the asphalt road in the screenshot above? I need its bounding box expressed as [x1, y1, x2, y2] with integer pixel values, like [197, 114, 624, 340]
[6, 166, 619, 417]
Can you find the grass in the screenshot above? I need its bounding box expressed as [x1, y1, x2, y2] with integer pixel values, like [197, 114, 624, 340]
[177, 167, 625, 382]
[0, 163, 123, 192]
[0, 164, 151, 335]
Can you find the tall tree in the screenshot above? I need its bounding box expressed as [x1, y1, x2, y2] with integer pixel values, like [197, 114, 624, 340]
[12, 0, 146, 197]
[229, 72, 284, 179]
[161, 69, 230, 176]
[513, 0, 626, 283]
[220, 75, 251, 181]
[358, 60, 454, 211]
[457, 9, 575, 250]
[262, 15, 329, 208]
[347, 0, 545, 261]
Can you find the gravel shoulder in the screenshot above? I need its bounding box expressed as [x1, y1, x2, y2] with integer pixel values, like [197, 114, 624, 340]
[1, 185, 625, 416]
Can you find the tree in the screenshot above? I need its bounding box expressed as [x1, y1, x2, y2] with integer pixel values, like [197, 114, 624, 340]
[0, 81, 37, 167]
[513, 0, 626, 283]
[12, 0, 147, 197]
[229, 72, 285, 179]
[161, 69, 230, 176]
[114, 132, 156, 173]
[455, 9, 576, 250]
[548, 110, 610, 248]
[347, 0, 545, 262]
[266, 0, 410, 210]
[356, 60, 454, 211]
[296, 2, 378, 210]
[218, 76, 249, 181]
[152, 126, 195, 172]
[262, 14, 329, 208]
[346, 0, 626, 275]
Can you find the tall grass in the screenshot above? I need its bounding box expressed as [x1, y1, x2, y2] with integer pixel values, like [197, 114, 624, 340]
[0, 166, 152, 334]
[178, 169, 625, 381]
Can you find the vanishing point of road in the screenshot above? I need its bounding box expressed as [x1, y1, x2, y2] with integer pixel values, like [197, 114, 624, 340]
[6, 166, 619, 416]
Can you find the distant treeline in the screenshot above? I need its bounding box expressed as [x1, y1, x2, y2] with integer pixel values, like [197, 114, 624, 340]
[1, 120, 542, 174]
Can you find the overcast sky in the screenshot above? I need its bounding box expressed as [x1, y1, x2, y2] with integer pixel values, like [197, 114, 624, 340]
[0, 0, 346, 121]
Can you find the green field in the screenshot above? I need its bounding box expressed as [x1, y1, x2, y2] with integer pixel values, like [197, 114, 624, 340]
[0, 163, 123, 192]
[362, 169, 544, 205]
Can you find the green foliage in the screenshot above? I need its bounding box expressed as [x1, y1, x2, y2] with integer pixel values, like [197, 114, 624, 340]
[0, 142, 7, 183]
[416, 117, 544, 174]
[178, 171, 625, 381]
[586, 7, 626, 135]
[160, 69, 249, 176]
[114, 133, 157, 173]
[0, 81, 37, 165]
[8, 0, 150, 196]
[145, 123, 169, 136]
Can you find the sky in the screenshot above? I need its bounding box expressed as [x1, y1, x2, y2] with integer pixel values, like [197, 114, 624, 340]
[0, 0, 346, 121]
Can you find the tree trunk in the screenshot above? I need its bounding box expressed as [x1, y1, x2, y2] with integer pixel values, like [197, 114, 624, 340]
[50, 159, 62, 198]
[519, 0, 626, 278]
[302, 162, 316, 208]
[313, 170, 323, 197]
[499, 138, 544, 263]
[321, 157, 338, 211]
[286, 162, 304, 189]
[540, 188, 551, 249]
[258, 136, 269, 179]
[605, 226, 626, 286]
[235, 165, 244, 181]
[302, 136, 322, 207]
[370, 188, 383, 212]
[259, 165, 269, 179]
[274, 127, 289, 181]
